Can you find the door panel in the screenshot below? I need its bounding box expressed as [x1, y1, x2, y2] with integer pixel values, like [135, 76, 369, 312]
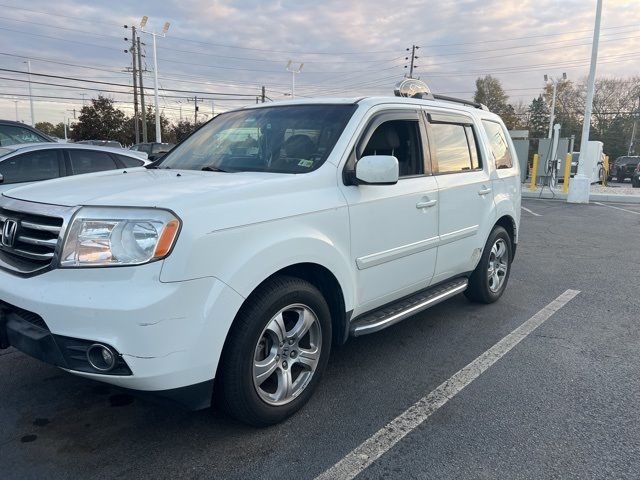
[341, 111, 439, 315]
[433, 171, 493, 283]
[346, 178, 439, 313]
[426, 114, 495, 283]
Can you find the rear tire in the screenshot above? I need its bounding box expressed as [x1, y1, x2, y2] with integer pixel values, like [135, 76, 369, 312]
[217, 275, 332, 427]
[465, 226, 512, 304]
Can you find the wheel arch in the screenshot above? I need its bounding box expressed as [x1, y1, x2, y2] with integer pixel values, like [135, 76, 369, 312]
[251, 262, 350, 347]
[494, 214, 517, 260]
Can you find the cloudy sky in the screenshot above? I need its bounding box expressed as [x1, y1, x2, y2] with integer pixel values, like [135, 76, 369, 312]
[0, 0, 638, 126]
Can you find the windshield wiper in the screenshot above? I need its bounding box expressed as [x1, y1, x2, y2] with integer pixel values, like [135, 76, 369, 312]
[202, 165, 232, 173]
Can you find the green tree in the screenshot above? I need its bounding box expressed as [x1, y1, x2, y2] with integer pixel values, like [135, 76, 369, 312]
[474, 75, 509, 112]
[70, 96, 130, 144]
[527, 95, 549, 139]
[474, 75, 521, 129]
[170, 120, 203, 143]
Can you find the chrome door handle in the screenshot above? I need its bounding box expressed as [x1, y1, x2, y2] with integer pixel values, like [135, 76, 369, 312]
[478, 187, 492, 195]
[416, 199, 437, 209]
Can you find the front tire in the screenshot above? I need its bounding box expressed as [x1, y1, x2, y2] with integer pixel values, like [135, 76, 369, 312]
[465, 226, 512, 304]
[217, 276, 332, 426]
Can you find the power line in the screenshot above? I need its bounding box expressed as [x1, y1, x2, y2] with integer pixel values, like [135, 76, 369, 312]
[0, 67, 260, 97]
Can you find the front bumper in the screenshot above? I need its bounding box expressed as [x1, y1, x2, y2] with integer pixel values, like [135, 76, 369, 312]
[0, 262, 245, 408]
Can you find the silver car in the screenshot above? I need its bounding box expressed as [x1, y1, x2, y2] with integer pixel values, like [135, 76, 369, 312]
[0, 143, 149, 193]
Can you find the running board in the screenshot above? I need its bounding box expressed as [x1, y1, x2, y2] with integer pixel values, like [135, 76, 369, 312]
[349, 278, 468, 337]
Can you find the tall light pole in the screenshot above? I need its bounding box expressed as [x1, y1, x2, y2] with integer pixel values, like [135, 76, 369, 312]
[286, 61, 303, 99]
[24, 60, 35, 126]
[544, 73, 567, 138]
[568, 0, 602, 204]
[140, 16, 170, 143]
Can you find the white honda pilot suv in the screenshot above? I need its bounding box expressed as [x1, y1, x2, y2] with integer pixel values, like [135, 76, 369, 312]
[0, 82, 520, 426]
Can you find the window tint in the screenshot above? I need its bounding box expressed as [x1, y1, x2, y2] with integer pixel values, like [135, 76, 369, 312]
[0, 150, 59, 184]
[362, 120, 424, 177]
[0, 125, 49, 146]
[159, 105, 356, 174]
[117, 155, 144, 168]
[68, 150, 117, 174]
[482, 120, 513, 169]
[430, 123, 474, 173]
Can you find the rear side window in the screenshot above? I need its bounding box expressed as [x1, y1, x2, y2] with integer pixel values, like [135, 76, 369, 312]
[482, 120, 513, 169]
[68, 150, 117, 174]
[117, 155, 144, 168]
[430, 123, 478, 173]
[0, 150, 60, 184]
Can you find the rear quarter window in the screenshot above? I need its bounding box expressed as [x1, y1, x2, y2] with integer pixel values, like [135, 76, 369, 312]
[117, 155, 144, 168]
[482, 120, 513, 169]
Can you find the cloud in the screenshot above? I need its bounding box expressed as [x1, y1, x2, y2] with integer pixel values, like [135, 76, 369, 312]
[0, 0, 638, 124]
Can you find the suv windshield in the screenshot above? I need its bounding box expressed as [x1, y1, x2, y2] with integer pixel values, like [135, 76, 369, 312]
[159, 104, 356, 173]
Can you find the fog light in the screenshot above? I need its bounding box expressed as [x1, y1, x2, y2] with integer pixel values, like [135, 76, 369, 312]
[87, 344, 117, 372]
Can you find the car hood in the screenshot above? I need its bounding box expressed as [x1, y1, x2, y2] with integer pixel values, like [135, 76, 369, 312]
[2, 168, 291, 208]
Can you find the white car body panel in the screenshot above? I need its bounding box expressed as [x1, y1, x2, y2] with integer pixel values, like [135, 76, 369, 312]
[0, 96, 521, 403]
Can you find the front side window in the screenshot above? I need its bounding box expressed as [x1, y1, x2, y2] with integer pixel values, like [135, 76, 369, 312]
[0, 125, 49, 146]
[430, 123, 476, 173]
[362, 120, 424, 177]
[0, 150, 60, 184]
[68, 150, 117, 174]
[159, 104, 356, 174]
[482, 120, 513, 169]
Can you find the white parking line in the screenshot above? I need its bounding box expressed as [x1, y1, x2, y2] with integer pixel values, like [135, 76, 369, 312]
[593, 202, 640, 216]
[521, 206, 541, 217]
[315, 289, 580, 480]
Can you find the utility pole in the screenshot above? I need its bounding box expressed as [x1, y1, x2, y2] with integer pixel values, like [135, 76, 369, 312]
[261, 86, 266, 103]
[568, 0, 602, 204]
[629, 95, 640, 156]
[136, 35, 148, 143]
[211, 99, 215, 117]
[286, 61, 303, 99]
[24, 60, 35, 126]
[544, 73, 567, 138]
[405, 45, 420, 79]
[127, 25, 140, 144]
[140, 16, 170, 143]
[194, 96, 198, 124]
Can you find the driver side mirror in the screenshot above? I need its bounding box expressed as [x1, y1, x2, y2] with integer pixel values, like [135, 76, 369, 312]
[354, 155, 399, 185]
[0, 173, 4, 184]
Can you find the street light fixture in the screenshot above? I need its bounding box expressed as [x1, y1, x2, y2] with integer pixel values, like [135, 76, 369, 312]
[140, 16, 170, 143]
[544, 72, 567, 139]
[286, 61, 304, 100]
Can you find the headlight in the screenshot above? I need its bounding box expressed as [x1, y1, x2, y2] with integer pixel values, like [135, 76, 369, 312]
[60, 207, 180, 267]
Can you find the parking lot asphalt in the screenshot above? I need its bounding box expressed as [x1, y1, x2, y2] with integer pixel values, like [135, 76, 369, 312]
[1, 198, 639, 479]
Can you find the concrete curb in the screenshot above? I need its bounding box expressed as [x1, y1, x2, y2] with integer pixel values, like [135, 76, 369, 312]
[522, 190, 640, 204]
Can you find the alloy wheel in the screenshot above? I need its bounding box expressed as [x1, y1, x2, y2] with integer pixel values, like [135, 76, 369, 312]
[252, 304, 322, 406]
[487, 238, 509, 293]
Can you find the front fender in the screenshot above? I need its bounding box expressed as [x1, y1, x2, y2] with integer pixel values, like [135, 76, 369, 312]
[160, 207, 355, 312]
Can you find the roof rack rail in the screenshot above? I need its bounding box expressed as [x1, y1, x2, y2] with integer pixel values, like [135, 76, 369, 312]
[432, 94, 490, 112]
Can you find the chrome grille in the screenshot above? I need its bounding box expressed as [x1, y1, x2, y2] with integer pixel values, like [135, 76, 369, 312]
[0, 200, 70, 275]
